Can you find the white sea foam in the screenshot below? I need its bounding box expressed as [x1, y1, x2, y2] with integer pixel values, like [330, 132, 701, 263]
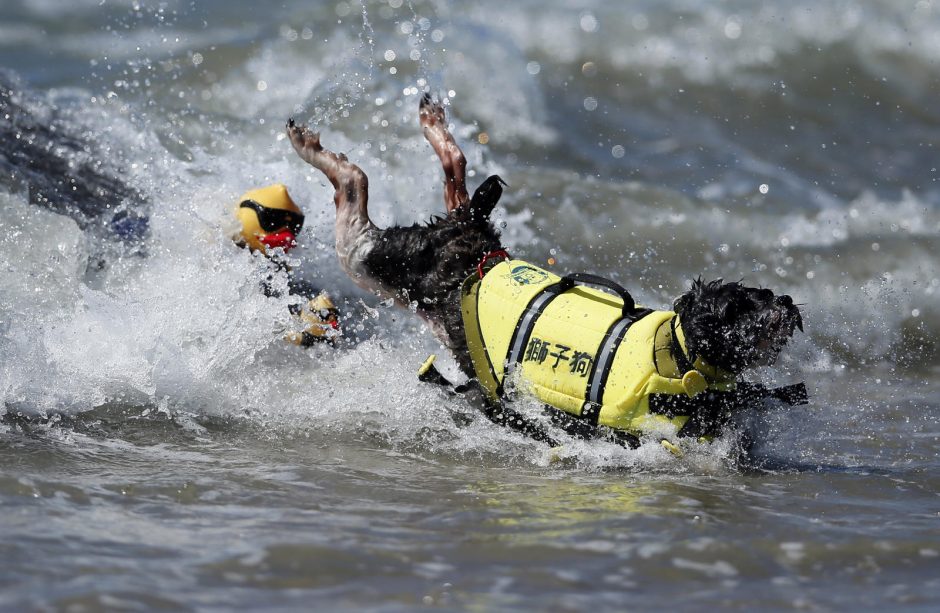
[3, 0, 936, 470]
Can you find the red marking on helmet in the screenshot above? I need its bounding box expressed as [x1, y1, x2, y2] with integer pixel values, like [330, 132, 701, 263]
[260, 230, 296, 251]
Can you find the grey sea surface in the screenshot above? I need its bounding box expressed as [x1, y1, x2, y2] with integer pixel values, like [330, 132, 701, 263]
[1, 0, 939, 610]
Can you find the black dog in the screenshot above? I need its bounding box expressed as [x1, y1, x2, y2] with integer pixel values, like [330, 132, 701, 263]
[287, 95, 805, 449]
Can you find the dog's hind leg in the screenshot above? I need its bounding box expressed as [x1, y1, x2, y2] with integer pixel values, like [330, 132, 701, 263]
[287, 119, 378, 285]
[419, 93, 469, 214]
[287, 119, 371, 224]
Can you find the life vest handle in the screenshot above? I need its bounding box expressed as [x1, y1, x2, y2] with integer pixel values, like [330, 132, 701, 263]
[560, 273, 638, 319]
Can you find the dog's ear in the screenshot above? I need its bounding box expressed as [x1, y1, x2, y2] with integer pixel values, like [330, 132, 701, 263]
[674, 277, 746, 373]
[456, 175, 506, 224]
[673, 277, 705, 314]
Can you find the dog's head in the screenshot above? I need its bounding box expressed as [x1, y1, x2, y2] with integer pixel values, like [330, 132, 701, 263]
[673, 279, 803, 374]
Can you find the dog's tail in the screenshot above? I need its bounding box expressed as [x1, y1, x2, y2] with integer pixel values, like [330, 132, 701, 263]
[456, 175, 506, 224]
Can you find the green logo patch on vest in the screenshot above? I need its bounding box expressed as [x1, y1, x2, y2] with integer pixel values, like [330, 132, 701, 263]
[508, 264, 550, 286]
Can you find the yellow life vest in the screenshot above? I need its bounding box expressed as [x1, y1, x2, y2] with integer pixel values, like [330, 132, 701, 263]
[460, 259, 736, 439]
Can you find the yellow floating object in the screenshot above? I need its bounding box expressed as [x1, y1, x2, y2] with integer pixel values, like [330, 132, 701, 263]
[235, 183, 303, 253]
[660, 439, 683, 457]
[288, 292, 340, 345]
[418, 354, 437, 376]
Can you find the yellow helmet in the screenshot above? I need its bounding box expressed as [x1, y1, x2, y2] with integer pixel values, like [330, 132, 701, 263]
[235, 184, 305, 253]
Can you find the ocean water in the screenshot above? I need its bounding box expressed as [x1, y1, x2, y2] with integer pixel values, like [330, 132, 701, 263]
[1, 0, 939, 610]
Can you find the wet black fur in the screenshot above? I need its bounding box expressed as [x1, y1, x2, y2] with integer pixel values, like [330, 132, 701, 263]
[361, 175, 802, 382]
[673, 278, 803, 374]
[360, 173, 803, 384]
[365, 201, 803, 447]
[362, 176, 505, 373]
[320, 125, 803, 446]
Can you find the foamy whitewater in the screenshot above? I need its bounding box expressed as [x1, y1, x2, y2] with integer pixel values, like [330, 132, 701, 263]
[1, 1, 939, 610]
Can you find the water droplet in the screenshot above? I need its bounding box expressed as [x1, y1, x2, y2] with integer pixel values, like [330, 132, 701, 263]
[580, 12, 598, 33]
[526, 61, 541, 75]
[611, 145, 625, 158]
[759, 183, 769, 194]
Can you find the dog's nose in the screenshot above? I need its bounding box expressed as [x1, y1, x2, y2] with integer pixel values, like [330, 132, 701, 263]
[778, 295, 793, 307]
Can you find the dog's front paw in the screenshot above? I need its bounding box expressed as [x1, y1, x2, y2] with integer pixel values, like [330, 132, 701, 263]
[286, 117, 322, 157]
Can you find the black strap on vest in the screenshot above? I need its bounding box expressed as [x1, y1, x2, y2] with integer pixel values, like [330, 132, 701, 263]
[501, 280, 570, 394]
[545, 405, 641, 449]
[669, 316, 696, 375]
[581, 308, 653, 424]
[501, 272, 653, 427]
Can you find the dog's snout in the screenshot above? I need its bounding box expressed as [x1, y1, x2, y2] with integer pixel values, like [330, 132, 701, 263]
[778, 294, 793, 307]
